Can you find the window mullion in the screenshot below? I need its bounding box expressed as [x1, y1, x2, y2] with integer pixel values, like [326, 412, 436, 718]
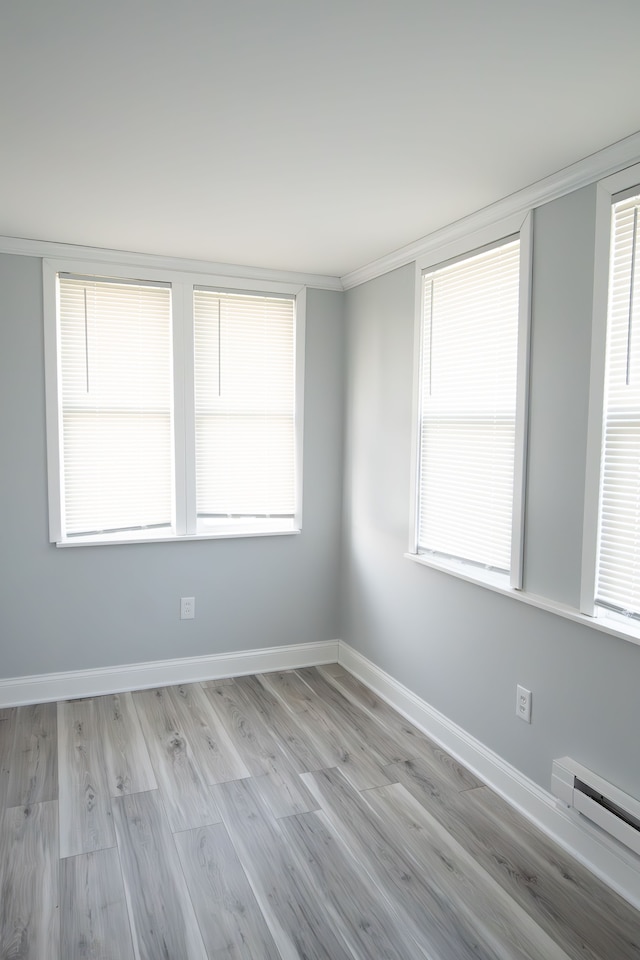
[175, 281, 197, 535]
[510, 212, 533, 589]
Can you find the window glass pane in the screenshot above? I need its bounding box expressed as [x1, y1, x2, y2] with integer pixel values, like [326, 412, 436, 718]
[596, 194, 640, 616]
[418, 240, 520, 571]
[193, 291, 296, 518]
[58, 276, 173, 536]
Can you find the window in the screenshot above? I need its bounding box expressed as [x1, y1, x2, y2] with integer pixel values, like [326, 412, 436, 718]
[410, 218, 531, 587]
[593, 192, 640, 617]
[44, 261, 304, 545]
[193, 289, 296, 525]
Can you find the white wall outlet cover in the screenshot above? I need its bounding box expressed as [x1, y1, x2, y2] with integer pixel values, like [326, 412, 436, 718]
[516, 683, 532, 723]
[180, 597, 195, 620]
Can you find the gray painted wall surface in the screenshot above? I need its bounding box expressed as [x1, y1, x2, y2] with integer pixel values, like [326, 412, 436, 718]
[0, 254, 344, 677]
[524, 187, 596, 606]
[341, 187, 640, 798]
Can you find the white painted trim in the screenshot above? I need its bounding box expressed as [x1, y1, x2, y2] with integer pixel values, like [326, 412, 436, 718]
[409, 215, 531, 583]
[43, 259, 306, 546]
[580, 182, 614, 614]
[407, 258, 425, 554]
[511, 211, 533, 589]
[341, 131, 640, 290]
[55, 526, 300, 548]
[43, 257, 308, 297]
[1, 235, 343, 291]
[173, 278, 190, 536]
[0, 640, 339, 708]
[294, 288, 307, 532]
[580, 163, 640, 617]
[337, 641, 640, 909]
[42, 260, 63, 542]
[415, 211, 527, 276]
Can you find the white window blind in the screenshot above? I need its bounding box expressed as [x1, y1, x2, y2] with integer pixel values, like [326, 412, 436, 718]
[193, 289, 296, 520]
[417, 239, 520, 571]
[596, 194, 640, 617]
[58, 275, 173, 537]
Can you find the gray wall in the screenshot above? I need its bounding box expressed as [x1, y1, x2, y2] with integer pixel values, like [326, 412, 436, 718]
[341, 186, 640, 798]
[0, 254, 344, 677]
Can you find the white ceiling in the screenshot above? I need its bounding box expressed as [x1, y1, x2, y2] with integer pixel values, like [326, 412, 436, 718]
[2, 0, 640, 279]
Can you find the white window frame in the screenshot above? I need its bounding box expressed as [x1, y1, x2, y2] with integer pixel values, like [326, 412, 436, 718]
[406, 211, 533, 590]
[581, 161, 640, 635]
[43, 258, 306, 546]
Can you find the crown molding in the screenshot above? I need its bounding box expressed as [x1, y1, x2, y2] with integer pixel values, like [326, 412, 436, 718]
[341, 130, 640, 290]
[0, 235, 344, 292]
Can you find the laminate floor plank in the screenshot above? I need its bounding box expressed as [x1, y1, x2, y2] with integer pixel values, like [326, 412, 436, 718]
[132, 686, 221, 832]
[0, 707, 17, 809]
[58, 698, 115, 858]
[212, 777, 355, 960]
[279, 810, 431, 960]
[202, 681, 319, 818]
[387, 758, 640, 960]
[364, 781, 571, 960]
[175, 822, 282, 960]
[0, 800, 59, 960]
[169, 682, 251, 784]
[259, 670, 393, 790]
[297, 667, 410, 765]
[463, 784, 640, 960]
[379, 731, 485, 801]
[318, 668, 482, 791]
[60, 846, 135, 960]
[6, 702, 58, 808]
[301, 765, 511, 960]
[318, 662, 347, 677]
[95, 692, 157, 797]
[234, 674, 328, 773]
[113, 790, 208, 960]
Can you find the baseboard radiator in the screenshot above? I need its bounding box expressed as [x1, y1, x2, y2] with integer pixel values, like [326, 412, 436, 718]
[551, 757, 640, 857]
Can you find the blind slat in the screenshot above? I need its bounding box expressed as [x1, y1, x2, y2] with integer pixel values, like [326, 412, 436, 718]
[58, 277, 174, 536]
[193, 290, 296, 518]
[596, 193, 640, 615]
[417, 240, 520, 570]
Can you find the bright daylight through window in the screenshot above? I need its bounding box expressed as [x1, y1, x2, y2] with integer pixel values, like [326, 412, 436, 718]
[416, 238, 521, 576]
[596, 193, 640, 618]
[45, 265, 302, 545]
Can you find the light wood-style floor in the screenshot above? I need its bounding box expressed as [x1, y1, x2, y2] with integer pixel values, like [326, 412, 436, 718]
[0, 664, 638, 959]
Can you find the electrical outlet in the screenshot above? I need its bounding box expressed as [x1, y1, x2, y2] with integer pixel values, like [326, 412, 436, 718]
[180, 596, 195, 620]
[516, 684, 532, 723]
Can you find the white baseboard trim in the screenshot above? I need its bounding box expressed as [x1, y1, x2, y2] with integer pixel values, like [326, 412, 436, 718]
[338, 641, 640, 910]
[0, 639, 340, 708]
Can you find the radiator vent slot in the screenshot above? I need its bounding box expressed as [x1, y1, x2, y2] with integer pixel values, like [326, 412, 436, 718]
[552, 757, 640, 857]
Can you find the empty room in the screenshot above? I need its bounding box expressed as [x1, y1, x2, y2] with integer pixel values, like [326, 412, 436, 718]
[1, 1, 639, 957]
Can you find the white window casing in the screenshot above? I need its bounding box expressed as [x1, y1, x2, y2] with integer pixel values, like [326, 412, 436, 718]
[56, 275, 174, 538]
[43, 260, 305, 546]
[582, 163, 640, 632]
[408, 212, 532, 590]
[193, 289, 296, 530]
[587, 189, 640, 619]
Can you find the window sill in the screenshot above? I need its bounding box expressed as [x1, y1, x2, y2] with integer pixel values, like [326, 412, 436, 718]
[404, 552, 640, 648]
[56, 522, 300, 548]
[405, 551, 511, 591]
